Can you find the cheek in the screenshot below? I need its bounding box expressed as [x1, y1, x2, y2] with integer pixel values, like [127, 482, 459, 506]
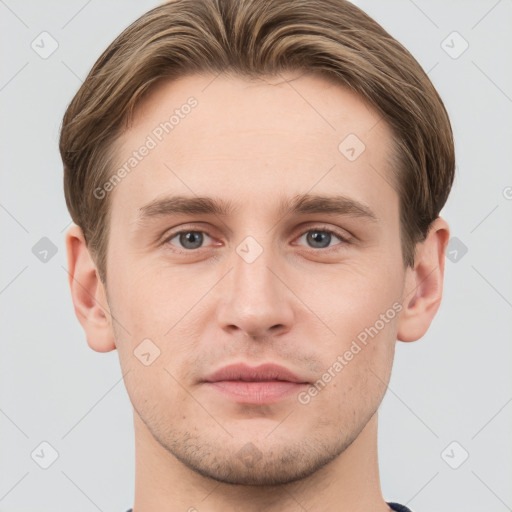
[317, 263, 403, 340]
[107, 257, 191, 338]
[309, 268, 401, 404]
[122, 360, 190, 428]
[313, 322, 396, 417]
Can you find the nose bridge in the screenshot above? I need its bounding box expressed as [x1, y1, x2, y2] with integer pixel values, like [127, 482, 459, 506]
[231, 232, 281, 303]
[216, 231, 294, 338]
[228, 207, 278, 284]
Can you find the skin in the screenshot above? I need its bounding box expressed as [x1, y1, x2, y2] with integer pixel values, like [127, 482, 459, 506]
[66, 71, 450, 512]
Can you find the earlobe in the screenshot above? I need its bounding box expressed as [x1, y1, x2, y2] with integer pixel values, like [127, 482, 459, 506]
[396, 217, 450, 343]
[65, 225, 116, 353]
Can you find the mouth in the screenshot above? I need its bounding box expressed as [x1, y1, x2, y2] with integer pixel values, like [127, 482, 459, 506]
[202, 363, 310, 405]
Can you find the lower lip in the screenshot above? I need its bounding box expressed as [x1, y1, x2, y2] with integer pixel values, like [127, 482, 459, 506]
[204, 380, 307, 404]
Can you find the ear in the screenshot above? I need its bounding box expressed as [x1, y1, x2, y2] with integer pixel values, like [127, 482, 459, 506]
[65, 224, 116, 352]
[397, 216, 450, 342]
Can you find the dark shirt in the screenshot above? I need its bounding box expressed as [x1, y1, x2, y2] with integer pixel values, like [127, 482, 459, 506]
[388, 504, 413, 512]
[126, 502, 412, 511]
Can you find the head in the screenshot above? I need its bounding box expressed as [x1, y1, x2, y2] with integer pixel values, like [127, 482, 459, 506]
[61, 0, 454, 486]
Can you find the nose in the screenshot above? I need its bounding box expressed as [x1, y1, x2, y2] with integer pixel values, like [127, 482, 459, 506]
[215, 240, 295, 340]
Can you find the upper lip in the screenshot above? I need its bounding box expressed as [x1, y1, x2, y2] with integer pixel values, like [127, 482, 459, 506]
[203, 363, 308, 383]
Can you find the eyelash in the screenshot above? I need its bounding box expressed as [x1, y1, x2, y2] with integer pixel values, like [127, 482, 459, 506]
[162, 225, 352, 253]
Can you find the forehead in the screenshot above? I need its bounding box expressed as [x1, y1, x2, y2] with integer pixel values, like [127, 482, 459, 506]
[127, 71, 385, 145]
[109, 71, 398, 225]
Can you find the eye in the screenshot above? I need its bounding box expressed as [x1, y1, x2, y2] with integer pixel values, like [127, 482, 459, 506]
[165, 230, 214, 250]
[295, 227, 350, 250]
[162, 225, 351, 253]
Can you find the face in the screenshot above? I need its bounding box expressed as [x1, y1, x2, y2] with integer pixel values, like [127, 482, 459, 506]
[104, 72, 406, 485]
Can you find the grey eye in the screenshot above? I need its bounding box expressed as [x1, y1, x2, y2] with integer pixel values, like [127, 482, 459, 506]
[169, 231, 211, 250]
[297, 229, 343, 249]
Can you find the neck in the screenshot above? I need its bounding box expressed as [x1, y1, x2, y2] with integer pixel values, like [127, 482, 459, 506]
[131, 411, 390, 512]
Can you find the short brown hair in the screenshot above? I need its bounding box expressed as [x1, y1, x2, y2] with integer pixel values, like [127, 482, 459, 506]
[60, 0, 455, 282]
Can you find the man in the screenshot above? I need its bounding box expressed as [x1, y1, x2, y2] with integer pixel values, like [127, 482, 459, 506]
[60, 0, 454, 510]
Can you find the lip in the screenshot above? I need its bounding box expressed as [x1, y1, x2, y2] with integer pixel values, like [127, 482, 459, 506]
[203, 363, 308, 384]
[202, 363, 309, 405]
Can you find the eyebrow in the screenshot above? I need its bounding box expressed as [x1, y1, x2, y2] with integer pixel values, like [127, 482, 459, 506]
[137, 193, 379, 224]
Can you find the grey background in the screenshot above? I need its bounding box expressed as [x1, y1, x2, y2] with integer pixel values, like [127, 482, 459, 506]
[1, 1, 511, 511]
